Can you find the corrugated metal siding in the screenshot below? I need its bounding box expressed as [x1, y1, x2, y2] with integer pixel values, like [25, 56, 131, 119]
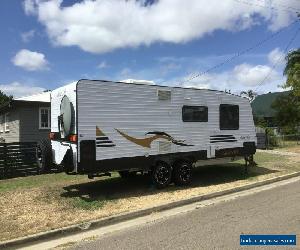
[77, 80, 256, 161]
[19, 104, 50, 142]
[0, 109, 20, 143]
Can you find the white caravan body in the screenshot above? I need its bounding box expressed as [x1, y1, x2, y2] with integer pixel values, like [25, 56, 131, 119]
[50, 80, 256, 175]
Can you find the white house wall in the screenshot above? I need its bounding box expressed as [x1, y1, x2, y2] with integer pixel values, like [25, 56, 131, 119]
[0, 108, 20, 143]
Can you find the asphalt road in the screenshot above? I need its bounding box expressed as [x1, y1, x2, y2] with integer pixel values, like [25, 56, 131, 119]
[72, 179, 300, 250]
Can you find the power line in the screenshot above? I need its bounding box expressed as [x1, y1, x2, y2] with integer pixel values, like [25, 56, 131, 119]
[254, 25, 300, 92]
[254, 0, 300, 12]
[175, 19, 299, 86]
[233, 0, 300, 13]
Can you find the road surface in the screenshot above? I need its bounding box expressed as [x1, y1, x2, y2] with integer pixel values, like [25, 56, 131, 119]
[71, 178, 300, 250]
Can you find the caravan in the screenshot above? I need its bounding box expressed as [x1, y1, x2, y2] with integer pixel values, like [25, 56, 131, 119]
[37, 79, 256, 188]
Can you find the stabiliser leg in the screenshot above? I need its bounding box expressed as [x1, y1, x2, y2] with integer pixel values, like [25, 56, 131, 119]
[244, 154, 257, 174]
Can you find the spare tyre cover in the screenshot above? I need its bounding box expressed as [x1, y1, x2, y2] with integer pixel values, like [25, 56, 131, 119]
[60, 95, 73, 138]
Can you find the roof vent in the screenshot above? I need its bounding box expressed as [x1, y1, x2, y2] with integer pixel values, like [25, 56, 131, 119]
[122, 79, 155, 85]
[157, 90, 171, 100]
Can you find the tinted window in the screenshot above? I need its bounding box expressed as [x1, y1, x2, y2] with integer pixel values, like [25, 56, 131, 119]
[182, 106, 208, 122]
[219, 104, 239, 130]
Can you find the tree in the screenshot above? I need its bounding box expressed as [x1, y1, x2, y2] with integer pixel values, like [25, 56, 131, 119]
[271, 92, 300, 133]
[283, 49, 300, 96]
[0, 90, 12, 106]
[240, 89, 257, 102]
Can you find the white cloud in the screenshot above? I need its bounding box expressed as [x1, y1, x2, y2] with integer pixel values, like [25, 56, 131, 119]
[268, 48, 286, 65]
[170, 62, 284, 94]
[12, 49, 49, 71]
[21, 30, 35, 42]
[23, 0, 37, 15]
[0, 82, 45, 98]
[267, 9, 297, 31]
[23, 0, 297, 54]
[97, 52, 285, 93]
[181, 71, 230, 90]
[97, 61, 109, 69]
[232, 63, 280, 86]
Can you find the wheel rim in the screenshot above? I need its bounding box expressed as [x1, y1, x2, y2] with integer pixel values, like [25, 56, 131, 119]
[155, 164, 171, 185]
[178, 163, 191, 182]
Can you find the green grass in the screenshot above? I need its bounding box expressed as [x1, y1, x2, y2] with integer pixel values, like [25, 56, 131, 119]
[0, 171, 120, 194]
[0, 152, 293, 195]
[229, 151, 286, 165]
[70, 196, 108, 210]
[253, 151, 286, 164]
[0, 173, 86, 193]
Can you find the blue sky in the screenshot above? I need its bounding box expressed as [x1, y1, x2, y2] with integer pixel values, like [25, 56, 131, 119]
[0, 0, 299, 97]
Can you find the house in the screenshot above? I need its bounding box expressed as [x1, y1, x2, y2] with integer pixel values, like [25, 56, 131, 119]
[251, 91, 290, 128]
[0, 91, 51, 143]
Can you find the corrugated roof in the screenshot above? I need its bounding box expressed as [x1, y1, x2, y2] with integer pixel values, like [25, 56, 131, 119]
[251, 91, 290, 117]
[15, 91, 50, 103]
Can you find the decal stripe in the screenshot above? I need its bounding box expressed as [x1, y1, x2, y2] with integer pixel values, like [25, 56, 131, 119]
[96, 140, 114, 144]
[210, 135, 237, 143]
[210, 137, 236, 140]
[95, 126, 116, 147]
[96, 126, 106, 136]
[210, 139, 237, 143]
[116, 129, 194, 148]
[96, 137, 110, 141]
[96, 144, 116, 147]
[210, 135, 234, 138]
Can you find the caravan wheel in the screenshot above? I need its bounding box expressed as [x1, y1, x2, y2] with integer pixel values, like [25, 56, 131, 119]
[173, 161, 192, 186]
[152, 162, 172, 189]
[36, 139, 53, 173]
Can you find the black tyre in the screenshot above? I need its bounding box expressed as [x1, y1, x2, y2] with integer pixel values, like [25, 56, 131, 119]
[173, 161, 192, 186]
[36, 139, 53, 173]
[118, 170, 137, 178]
[152, 162, 172, 189]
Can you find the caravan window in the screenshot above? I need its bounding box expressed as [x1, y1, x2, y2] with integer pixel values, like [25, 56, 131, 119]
[219, 104, 239, 130]
[182, 106, 208, 122]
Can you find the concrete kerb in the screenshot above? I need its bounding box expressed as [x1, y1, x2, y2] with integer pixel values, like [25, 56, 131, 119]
[1, 171, 300, 249]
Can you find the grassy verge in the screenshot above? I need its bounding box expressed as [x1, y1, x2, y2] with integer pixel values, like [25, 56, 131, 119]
[0, 150, 299, 241]
[0, 174, 85, 193]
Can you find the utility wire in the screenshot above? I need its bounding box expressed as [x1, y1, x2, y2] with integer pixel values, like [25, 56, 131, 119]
[254, 0, 300, 12]
[173, 19, 299, 86]
[233, 0, 300, 13]
[254, 25, 300, 92]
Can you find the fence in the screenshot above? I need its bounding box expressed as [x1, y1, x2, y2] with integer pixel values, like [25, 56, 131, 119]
[266, 134, 300, 149]
[0, 142, 40, 179]
[256, 133, 267, 149]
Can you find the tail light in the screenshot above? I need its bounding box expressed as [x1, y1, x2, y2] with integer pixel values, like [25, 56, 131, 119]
[69, 134, 78, 142]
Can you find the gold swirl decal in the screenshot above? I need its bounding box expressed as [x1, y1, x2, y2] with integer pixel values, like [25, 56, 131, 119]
[115, 129, 193, 148]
